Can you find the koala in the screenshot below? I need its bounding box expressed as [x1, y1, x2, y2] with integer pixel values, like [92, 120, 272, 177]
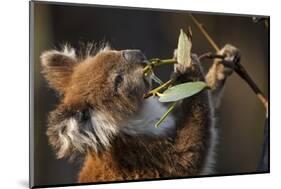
[40, 44, 239, 183]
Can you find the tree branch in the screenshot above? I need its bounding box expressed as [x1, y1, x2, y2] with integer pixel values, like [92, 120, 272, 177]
[189, 13, 268, 114]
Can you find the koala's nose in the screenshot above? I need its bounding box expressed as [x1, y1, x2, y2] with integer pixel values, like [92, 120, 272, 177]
[122, 50, 147, 64]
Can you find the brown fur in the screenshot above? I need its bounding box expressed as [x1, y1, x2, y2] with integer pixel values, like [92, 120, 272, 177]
[41, 44, 237, 183]
[63, 51, 147, 122]
[79, 90, 211, 182]
[78, 59, 211, 182]
[41, 50, 77, 94]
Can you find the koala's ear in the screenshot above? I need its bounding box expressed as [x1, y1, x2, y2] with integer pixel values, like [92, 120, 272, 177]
[46, 106, 92, 159]
[46, 104, 109, 159]
[41, 46, 77, 93]
[47, 104, 117, 159]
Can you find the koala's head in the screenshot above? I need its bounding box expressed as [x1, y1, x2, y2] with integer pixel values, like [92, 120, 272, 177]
[41, 45, 151, 158]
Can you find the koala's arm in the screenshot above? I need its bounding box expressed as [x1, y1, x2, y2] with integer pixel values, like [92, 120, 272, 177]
[168, 56, 212, 176]
[205, 44, 240, 111]
[170, 45, 238, 175]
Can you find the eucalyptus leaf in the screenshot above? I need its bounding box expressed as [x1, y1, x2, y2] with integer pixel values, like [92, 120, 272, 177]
[177, 28, 192, 65]
[159, 81, 207, 102]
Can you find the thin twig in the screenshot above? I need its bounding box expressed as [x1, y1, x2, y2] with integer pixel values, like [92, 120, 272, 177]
[189, 14, 220, 52]
[144, 79, 175, 99]
[150, 58, 178, 66]
[143, 59, 177, 76]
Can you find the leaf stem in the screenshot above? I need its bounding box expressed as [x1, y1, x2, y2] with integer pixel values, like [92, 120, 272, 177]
[143, 59, 177, 76]
[144, 79, 175, 99]
[150, 58, 178, 66]
[155, 101, 177, 128]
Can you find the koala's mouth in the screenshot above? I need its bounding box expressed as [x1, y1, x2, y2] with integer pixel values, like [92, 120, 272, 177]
[121, 49, 151, 93]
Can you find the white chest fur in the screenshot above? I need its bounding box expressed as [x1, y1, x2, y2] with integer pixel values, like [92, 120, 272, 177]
[121, 97, 176, 136]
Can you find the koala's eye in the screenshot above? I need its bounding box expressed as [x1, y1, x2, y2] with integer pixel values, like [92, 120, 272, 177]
[114, 74, 124, 92]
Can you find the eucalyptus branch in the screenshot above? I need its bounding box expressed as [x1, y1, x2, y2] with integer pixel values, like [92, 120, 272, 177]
[189, 14, 220, 52]
[143, 58, 177, 76]
[189, 13, 268, 113]
[234, 60, 268, 115]
[144, 79, 176, 99]
[150, 58, 178, 66]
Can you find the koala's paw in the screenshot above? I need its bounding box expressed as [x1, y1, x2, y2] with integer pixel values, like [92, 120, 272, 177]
[171, 52, 204, 82]
[173, 52, 200, 74]
[206, 44, 241, 89]
[219, 44, 241, 76]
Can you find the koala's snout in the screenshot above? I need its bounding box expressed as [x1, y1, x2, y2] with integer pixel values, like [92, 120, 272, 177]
[122, 50, 147, 64]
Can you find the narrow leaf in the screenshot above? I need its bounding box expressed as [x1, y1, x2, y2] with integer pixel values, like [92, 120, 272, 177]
[177, 28, 192, 65]
[159, 81, 207, 102]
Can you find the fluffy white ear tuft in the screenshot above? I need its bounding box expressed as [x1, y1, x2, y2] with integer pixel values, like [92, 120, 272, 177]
[40, 45, 77, 93]
[62, 45, 76, 60]
[41, 45, 77, 67]
[98, 43, 112, 53]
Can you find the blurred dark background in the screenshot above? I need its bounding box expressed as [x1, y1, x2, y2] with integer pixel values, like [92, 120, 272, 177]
[32, 1, 269, 186]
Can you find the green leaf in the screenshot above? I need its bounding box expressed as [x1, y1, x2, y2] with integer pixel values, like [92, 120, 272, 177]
[159, 81, 207, 102]
[177, 28, 192, 65]
[155, 101, 177, 128]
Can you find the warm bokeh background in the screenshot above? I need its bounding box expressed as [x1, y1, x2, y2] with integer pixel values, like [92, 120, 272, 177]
[31, 1, 269, 186]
